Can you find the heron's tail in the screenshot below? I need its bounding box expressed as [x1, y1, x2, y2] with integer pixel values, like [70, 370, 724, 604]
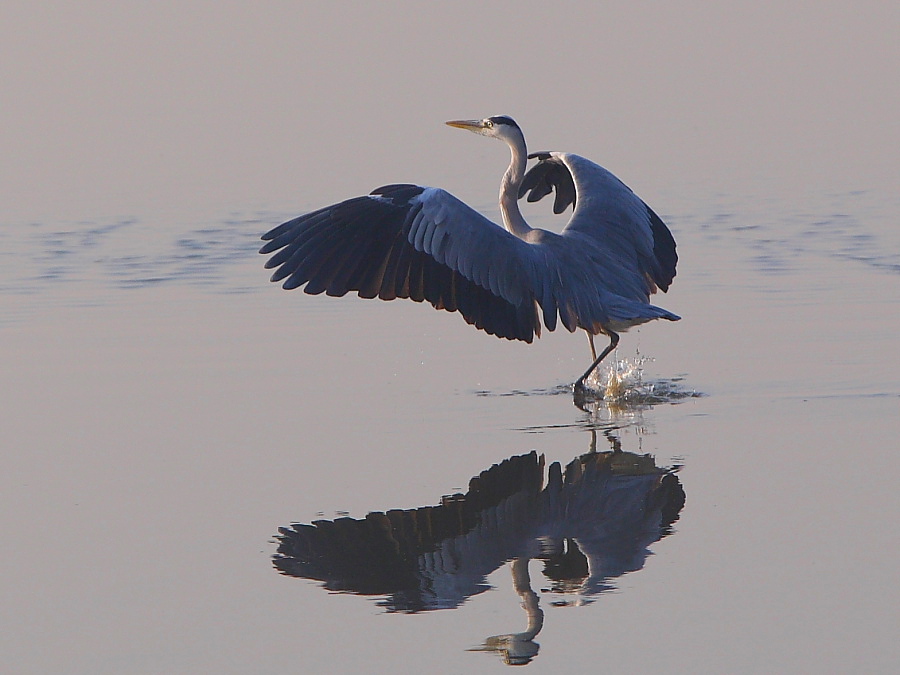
[604, 299, 680, 332]
[651, 306, 680, 322]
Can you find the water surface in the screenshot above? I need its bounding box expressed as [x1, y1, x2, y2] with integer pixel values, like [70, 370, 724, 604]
[2, 3, 899, 673]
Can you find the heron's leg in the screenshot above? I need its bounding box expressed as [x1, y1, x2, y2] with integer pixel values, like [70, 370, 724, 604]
[574, 331, 619, 390]
[586, 331, 597, 361]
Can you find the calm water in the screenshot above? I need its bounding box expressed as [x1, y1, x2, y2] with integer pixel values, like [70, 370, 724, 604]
[3, 4, 899, 674]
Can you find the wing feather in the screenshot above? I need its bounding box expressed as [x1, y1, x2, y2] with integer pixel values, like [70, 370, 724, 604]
[260, 184, 543, 342]
[262, 159, 679, 344]
[521, 153, 678, 295]
[377, 230, 412, 300]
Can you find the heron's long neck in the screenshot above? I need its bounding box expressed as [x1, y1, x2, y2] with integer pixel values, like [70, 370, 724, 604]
[499, 134, 532, 238]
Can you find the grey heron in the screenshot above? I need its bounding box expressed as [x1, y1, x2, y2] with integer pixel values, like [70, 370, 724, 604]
[260, 115, 679, 392]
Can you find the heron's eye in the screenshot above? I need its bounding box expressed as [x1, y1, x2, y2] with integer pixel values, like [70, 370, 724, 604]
[484, 119, 493, 128]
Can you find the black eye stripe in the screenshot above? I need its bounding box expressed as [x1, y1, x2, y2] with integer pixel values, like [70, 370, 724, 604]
[487, 115, 517, 128]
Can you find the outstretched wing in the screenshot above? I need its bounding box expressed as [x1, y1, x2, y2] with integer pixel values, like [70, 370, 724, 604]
[260, 184, 543, 342]
[520, 152, 677, 294]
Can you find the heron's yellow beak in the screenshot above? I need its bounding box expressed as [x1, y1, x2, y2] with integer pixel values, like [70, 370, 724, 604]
[445, 119, 484, 132]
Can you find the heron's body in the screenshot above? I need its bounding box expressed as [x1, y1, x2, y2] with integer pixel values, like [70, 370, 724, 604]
[260, 116, 679, 391]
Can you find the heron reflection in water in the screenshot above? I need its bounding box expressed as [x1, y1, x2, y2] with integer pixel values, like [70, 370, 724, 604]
[273, 437, 684, 665]
[260, 116, 679, 394]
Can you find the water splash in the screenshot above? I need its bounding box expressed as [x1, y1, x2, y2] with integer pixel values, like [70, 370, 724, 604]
[581, 351, 699, 406]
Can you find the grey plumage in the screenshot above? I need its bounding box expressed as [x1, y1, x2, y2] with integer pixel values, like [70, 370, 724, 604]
[260, 115, 679, 390]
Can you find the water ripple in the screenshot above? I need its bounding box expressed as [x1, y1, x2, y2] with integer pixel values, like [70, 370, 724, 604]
[1, 214, 274, 297]
[695, 189, 900, 277]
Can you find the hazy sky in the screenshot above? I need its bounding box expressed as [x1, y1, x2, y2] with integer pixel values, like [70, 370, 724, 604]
[2, 2, 898, 222]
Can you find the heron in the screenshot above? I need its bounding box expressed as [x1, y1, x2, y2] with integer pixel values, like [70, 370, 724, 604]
[259, 115, 679, 392]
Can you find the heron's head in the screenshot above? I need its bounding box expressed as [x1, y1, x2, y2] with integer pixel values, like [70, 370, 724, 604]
[446, 115, 523, 143]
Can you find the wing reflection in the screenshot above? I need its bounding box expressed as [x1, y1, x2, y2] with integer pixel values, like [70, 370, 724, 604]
[274, 436, 684, 664]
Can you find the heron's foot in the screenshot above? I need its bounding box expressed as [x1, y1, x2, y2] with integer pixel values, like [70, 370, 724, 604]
[573, 376, 593, 407]
[575, 358, 605, 395]
[574, 366, 600, 393]
[574, 368, 608, 408]
[573, 386, 590, 410]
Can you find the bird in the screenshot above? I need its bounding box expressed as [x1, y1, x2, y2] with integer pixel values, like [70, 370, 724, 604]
[259, 115, 679, 392]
